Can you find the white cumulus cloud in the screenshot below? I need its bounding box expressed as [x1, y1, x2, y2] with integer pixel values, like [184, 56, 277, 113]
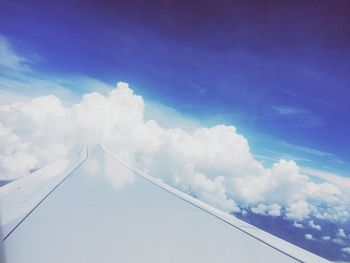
[0, 82, 348, 223]
[293, 221, 304, 229]
[305, 233, 314, 240]
[251, 203, 281, 217]
[308, 220, 322, 231]
[337, 228, 347, 239]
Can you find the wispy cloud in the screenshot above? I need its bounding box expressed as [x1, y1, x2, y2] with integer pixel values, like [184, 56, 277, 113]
[278, 141, 335, 158]
[144, 101, 202, 132]
[272, 106, 307, 115]
[0, 35, 115, 104]
[271, 105, 324, 127]
[0, 35, 30, 72]
[305, 233, 315, 240]
[301, 167, 350, 193]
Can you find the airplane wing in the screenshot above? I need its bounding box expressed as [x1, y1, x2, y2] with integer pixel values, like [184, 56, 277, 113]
[0, 144, 330, 262]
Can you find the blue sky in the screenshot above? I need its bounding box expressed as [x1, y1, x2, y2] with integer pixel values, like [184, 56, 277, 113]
[2, 2, 350, 260]
[0, 0, 350, 176]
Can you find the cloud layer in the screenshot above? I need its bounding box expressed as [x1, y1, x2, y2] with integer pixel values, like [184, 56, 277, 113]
[0, 83, 349, 227]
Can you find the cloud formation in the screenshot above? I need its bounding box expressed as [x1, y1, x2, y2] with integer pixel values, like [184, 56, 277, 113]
[308, 220, 322, 231]
[337, 228, 347, 239]
[0, 82, 349, 226]
[0, 35, 29, 71]
[305, 233, 314, 240]
[342, 247, 350, 255]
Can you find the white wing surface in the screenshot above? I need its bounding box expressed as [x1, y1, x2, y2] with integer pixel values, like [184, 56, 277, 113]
[0, 145, 330, 262]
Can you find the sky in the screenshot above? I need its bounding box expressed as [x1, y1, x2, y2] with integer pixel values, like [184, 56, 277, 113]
[1, 1, 350, 260]
[0, 0, 350, 177]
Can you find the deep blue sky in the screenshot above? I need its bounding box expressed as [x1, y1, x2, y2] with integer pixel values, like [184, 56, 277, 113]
[1, 0, 350, 172]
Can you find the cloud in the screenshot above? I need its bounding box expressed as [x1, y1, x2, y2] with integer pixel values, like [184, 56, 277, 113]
[272, 106, 307, 115]
[337, 228, 347, 239]
[305, 233, 314, 240]
[308, 220, 322, 231]
[293, 221, 304, 228]
[342, 247, 350, 254]
[0, 82, 348, 224]
[278, 141, 335, 158]
[301, 167, 350, 193]
[0, 34, 114, 104]
[271, 106, 323, 127]
[322, 236, 330, 241]
[0, 35, 29, 71]
[285, 201, 311, 221]
[0, 71, 114, 105]
[85, 149, 135, 190]
[251, 203, 281, 217]
[333, 238, 347, 246]
[144, 100, 202, 132]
